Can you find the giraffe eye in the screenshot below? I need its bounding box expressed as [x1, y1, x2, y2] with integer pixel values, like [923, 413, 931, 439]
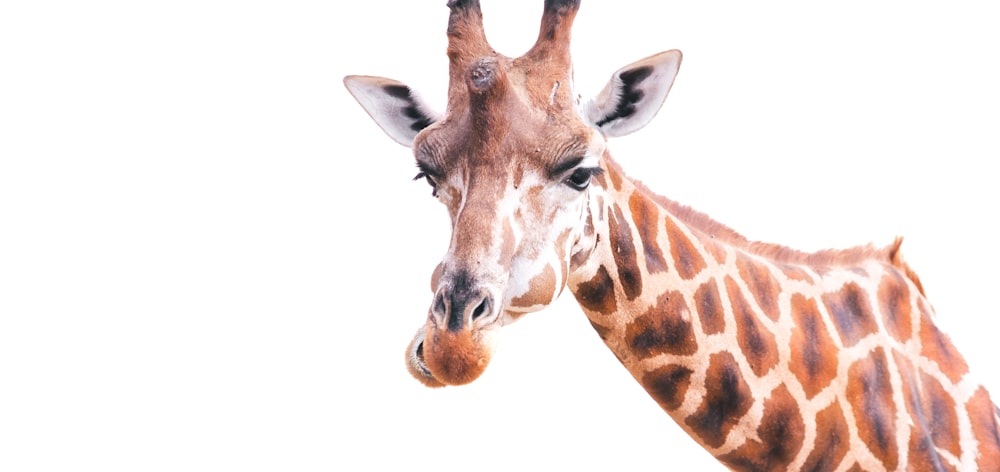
[566, 167, 599, 191]
[413, 172, 439, 197]
[414, 161, 442, 197]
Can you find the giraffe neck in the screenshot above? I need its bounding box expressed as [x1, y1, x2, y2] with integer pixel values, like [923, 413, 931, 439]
[566, 153, 1000, 471]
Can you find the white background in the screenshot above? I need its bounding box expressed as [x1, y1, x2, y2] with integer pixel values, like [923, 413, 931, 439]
[2, 1, 998, 470]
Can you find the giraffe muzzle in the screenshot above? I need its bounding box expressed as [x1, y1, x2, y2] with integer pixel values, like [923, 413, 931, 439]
[405, 320, 500, 387]
[405, 273, 503, 387]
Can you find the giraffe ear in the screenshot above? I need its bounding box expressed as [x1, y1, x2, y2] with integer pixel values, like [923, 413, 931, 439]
[343, 75, 441, 147]
[584, 50, 682, 138]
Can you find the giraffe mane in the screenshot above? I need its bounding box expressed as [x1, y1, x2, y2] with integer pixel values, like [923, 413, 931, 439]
[605, 155, 926, 294]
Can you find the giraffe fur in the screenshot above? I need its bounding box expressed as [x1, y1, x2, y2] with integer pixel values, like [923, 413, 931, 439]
[344, 1, 1000, 470]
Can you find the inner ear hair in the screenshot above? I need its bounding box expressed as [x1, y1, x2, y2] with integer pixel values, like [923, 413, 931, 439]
[595, 66, 653, 127]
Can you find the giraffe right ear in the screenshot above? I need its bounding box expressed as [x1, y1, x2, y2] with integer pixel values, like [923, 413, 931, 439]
[343, 75, 441, 147]
[584, 50, 682, 138]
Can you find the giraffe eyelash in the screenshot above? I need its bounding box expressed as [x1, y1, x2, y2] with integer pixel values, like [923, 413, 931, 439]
[413, 165, 440, 197]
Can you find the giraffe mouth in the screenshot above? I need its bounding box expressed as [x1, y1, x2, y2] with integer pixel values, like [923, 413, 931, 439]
[405, 323, 499, 387]
[406, 327, 445, 388]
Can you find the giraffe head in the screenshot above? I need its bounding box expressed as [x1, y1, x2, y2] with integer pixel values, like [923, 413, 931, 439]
[344, 0, 681, 386]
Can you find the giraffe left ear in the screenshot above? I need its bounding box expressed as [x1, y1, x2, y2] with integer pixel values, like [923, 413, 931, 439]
[343, 75, 441, 147]
[584, 50, 682, 138]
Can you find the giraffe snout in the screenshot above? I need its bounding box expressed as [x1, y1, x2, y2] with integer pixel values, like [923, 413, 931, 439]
[431, 286, 495, 332]
[429, 270, 500, 332]
[411, 270, 503, 386]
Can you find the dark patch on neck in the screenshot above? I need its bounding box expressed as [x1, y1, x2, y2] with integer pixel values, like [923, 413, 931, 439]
[628, 192, 668, 274]
[800, 402, 851, 471]
[725, 276, 779, 377]
[625, 290, 697, 358]
[735, 253, 781, 322]
[846, 348, 898, 469]
[664, 215, 706, 280]
[921, 371, 961, 458]
[694, 280, 725, 335]
[718, 385, 804, 471]
[685, 351, 753, 448]
[967, 387, 1000, 469]
[608, 204, 642, 300]
[642, 364, 693, 411]
[799, 311, 822, 375]
[573, 265, 616, 315]
[917, 302, 969, 384]
[878, 270, 913, 342]
[822, 281, 879, 347]
[788, 294, 838, 399]
[897, 350, 961, 462]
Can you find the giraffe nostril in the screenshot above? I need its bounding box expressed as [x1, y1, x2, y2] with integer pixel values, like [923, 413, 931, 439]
[434, 292, 447, 317]
[471, 297, 490, 321]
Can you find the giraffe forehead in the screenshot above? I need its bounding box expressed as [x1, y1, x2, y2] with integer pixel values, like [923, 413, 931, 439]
[447, 52, 577, 114]
[419, 56, 594, 175]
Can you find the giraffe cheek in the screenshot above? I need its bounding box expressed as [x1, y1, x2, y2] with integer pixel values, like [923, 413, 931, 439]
[509, 264, 559, 312]
[423, 325, 498, 386]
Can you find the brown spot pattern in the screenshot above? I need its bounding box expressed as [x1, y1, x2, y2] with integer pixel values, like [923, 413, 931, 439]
[642, 364, 693, 411]
[609, 204, 642, 300]
[822, 282, 879, 347]
[717, 385, 804, 471]
[725, 276, 779, 377]
[968, 386, 1000, 471]
[907, 430, 956, 472]
[801, 401, 851, 472]
[569, 246, 590, 270]
[780, 263, 814, 283]
[736, 253, 781, 321]
[607, 163, 623, 191]
[574, 265, 616, 315]
[878, 270, 913, 342]
[685, 351, 754, 448]
[846, 348, 898, 470]
[625, 290, 697, 358]
[919, 371, 962, 458]
[788, 294, 839, 399]
[703, 237, 728, 265]
[665, 215, 706, 280]
[628, 192, 668, 274]
[510, 264, 556, 309]
[694, 280, 725, 335]
[894, 352, 953, 471]
[918, 306, 969, 384]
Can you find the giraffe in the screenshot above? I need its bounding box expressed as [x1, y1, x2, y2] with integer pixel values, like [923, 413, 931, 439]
[343, 0, 1000, 469]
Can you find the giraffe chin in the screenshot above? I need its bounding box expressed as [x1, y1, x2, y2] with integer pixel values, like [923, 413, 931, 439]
[405, 324, 498, 387]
